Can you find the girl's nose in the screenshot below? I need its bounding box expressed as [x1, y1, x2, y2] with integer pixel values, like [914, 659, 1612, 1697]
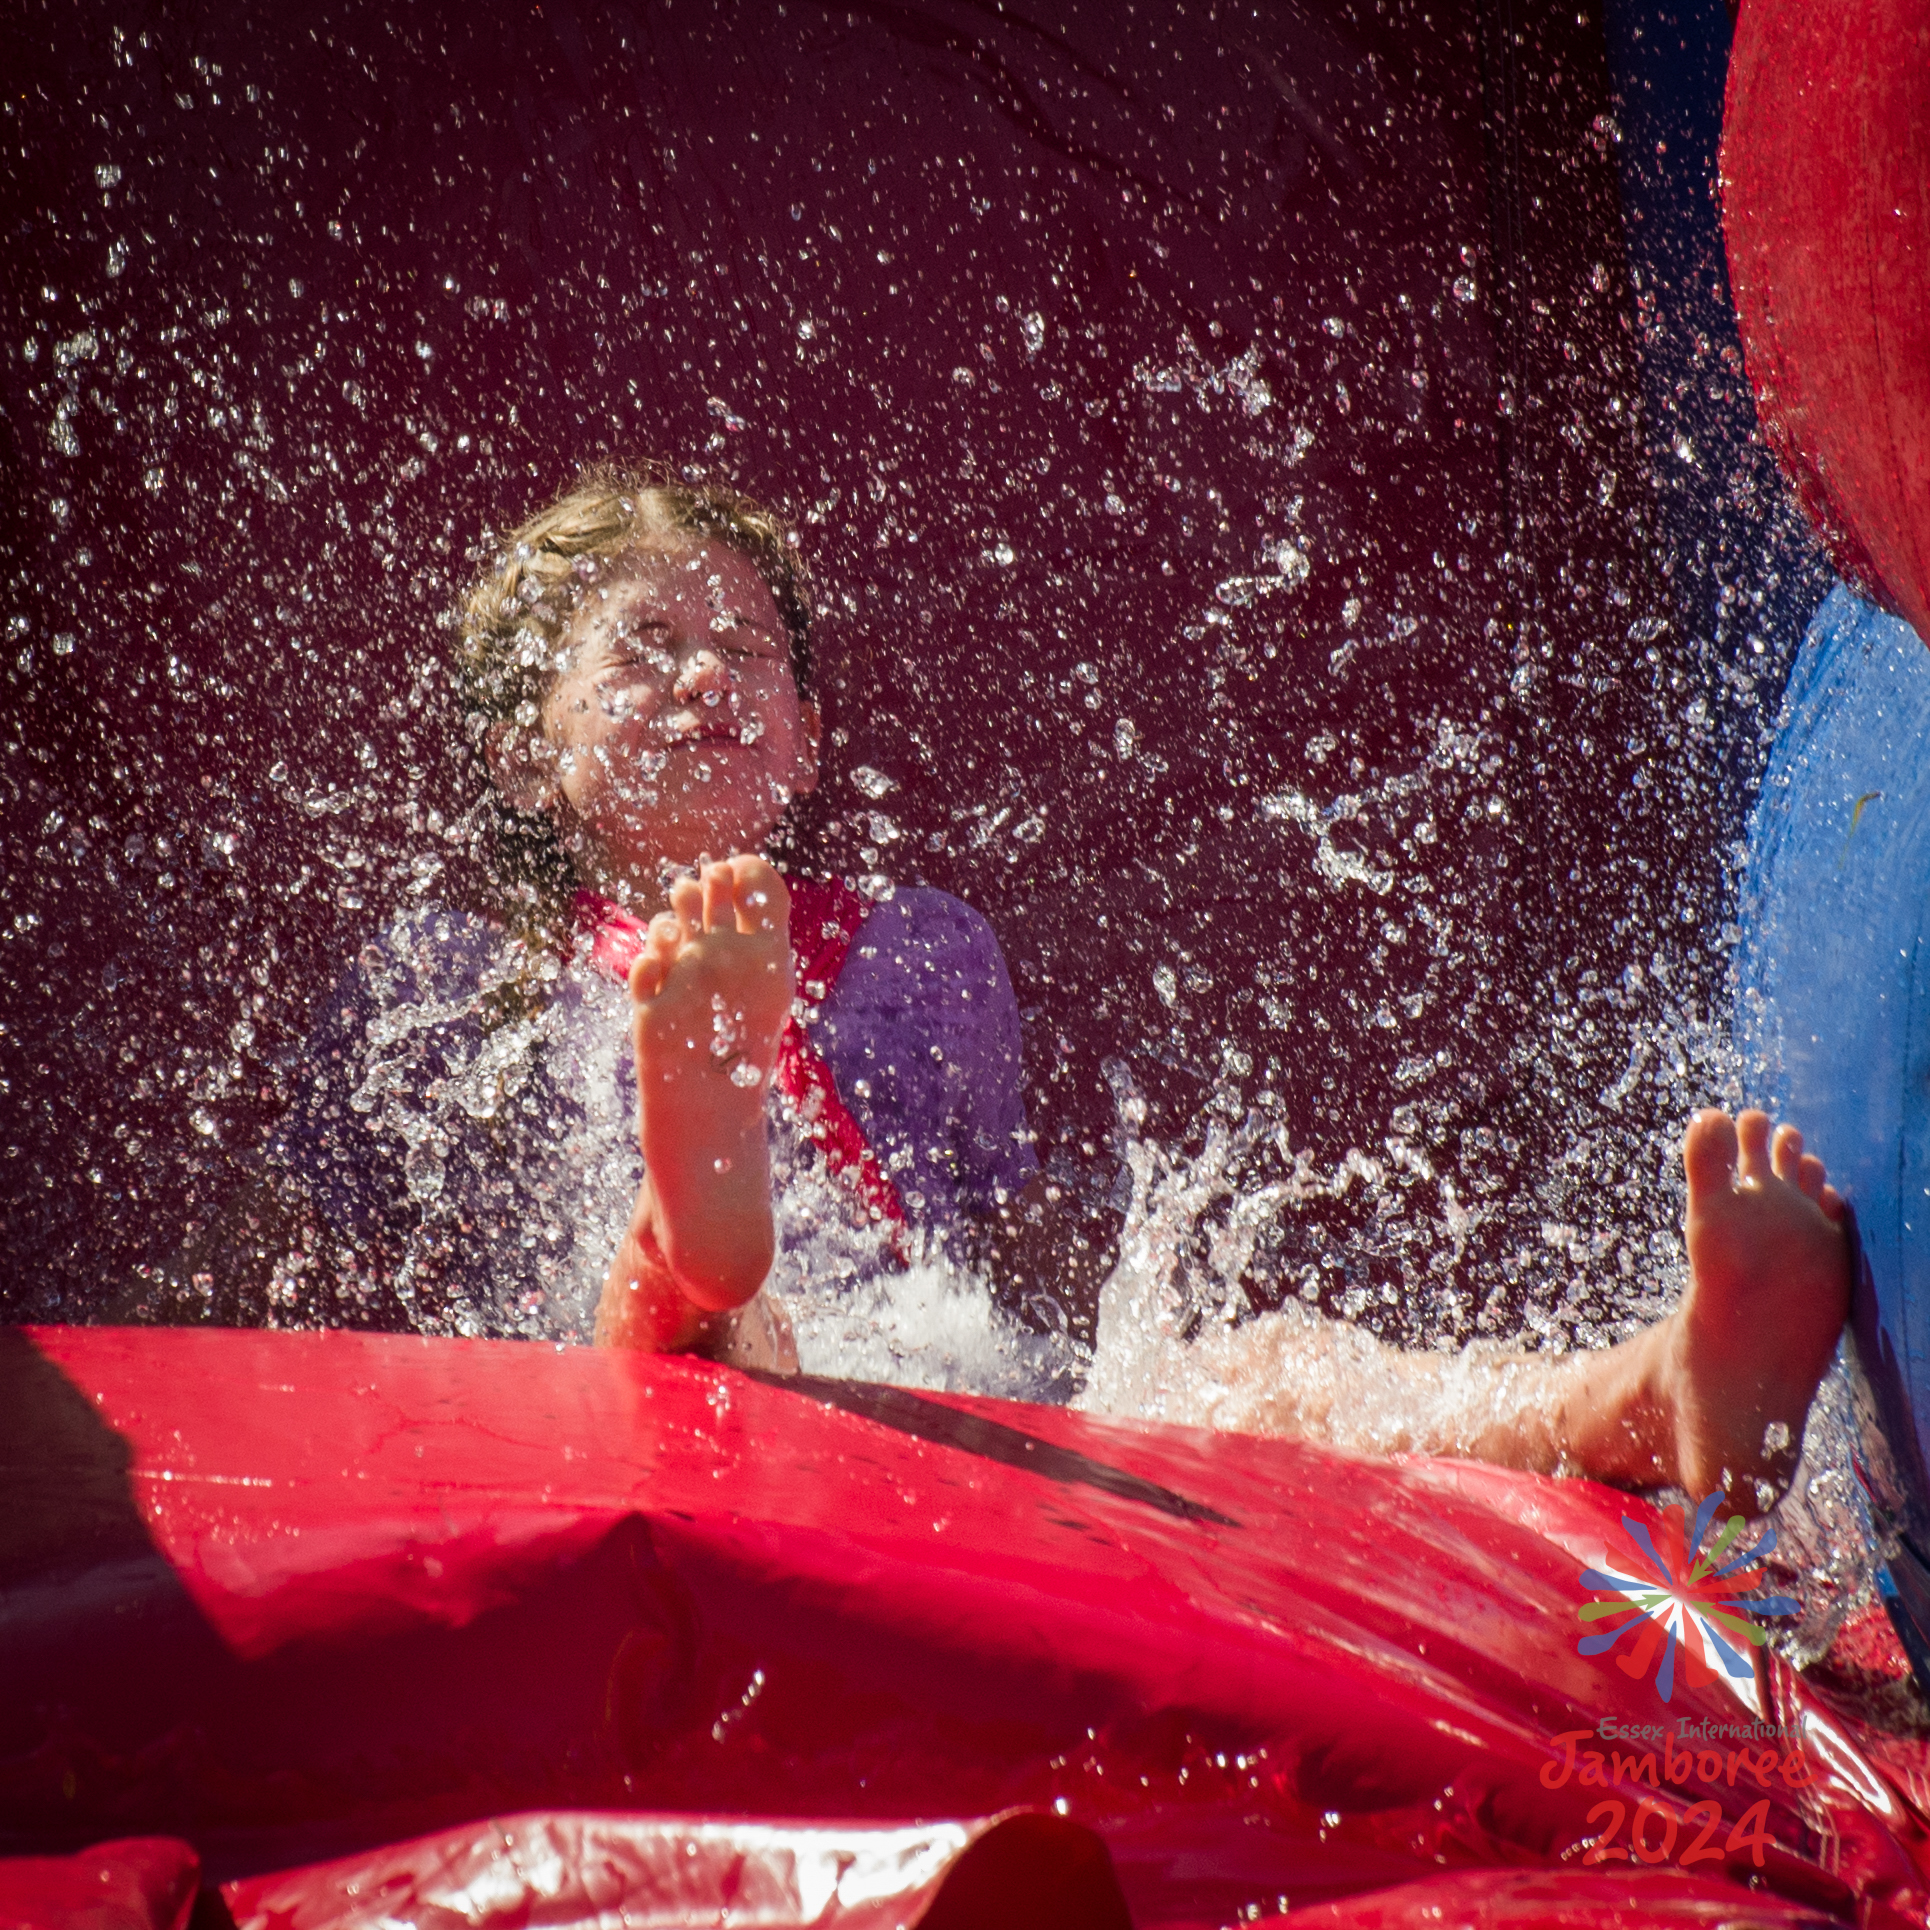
[673, 647, 736, 704]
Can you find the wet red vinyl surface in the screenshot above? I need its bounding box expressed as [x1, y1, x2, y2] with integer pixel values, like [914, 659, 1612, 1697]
[216, 1808, 1132, 1930]
[5, 1326, 1930, 1925]
[0, 1838, 198, 1930]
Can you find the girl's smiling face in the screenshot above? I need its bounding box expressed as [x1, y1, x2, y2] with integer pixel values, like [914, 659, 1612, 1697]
[508, 538, 818, 899]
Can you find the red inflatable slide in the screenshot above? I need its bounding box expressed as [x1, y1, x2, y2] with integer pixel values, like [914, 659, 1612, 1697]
[4, 1326, 1929, 1927]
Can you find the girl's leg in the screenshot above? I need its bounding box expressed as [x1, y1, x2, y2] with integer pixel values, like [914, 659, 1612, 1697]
[595, 858, 794, 1354]
[1166, 1110, 1847, 1509]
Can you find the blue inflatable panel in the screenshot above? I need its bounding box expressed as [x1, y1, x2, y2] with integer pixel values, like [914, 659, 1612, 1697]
[1738, 584, 1930, 1524]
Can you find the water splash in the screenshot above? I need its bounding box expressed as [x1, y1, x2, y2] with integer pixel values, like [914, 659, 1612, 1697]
[3, 0, 1868, 1689]
[788, 1254, 1084, 1401]
[1078, 1066, 1504, 1434]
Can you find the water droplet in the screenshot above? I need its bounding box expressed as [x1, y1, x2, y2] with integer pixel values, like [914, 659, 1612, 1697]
[1272, 541, 1311, 586]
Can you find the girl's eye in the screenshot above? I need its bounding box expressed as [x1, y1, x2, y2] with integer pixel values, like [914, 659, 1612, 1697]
[608, 645, 675, 676]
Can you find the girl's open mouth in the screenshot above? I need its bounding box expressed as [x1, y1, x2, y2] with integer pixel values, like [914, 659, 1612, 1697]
[658, 721, 754, 748]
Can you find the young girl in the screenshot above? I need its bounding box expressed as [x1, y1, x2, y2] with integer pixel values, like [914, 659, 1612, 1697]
[256, 467, 1048, 1363]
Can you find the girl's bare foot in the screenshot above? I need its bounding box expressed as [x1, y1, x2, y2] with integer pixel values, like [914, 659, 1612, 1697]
[1659, 1108, 1849, 1505]
[594, 857, 793, 1348]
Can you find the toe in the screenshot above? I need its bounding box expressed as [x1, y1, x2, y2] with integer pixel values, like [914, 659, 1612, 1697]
[1820, 1182, 1847, 1224]
[1771, 1123, 1805, 1183]
[629, 914, 682, 1002]
[628, 954, 662, 1002]
[1796, 1152, 1828, 1203]
[1736, 1109, 1773, 1183]
[730, 855, 788, 935]
[669, 872, 704, 941]
[701, 860, 736, 932]
[1683, 1108, 1740, 1204]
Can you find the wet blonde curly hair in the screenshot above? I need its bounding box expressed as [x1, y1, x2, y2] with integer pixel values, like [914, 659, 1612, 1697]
[454, 463, 814, 979]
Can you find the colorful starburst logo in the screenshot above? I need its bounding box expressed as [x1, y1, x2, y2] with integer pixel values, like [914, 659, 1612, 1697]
[1576, 1494, 1799, 1702]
